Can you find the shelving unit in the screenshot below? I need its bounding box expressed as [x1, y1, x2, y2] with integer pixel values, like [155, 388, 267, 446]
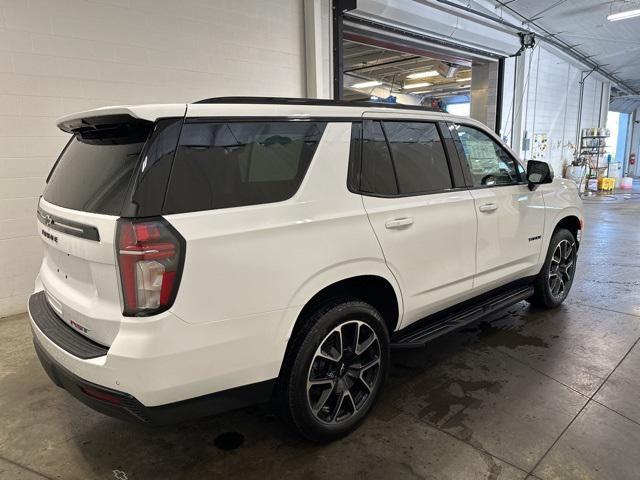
[577, 130, 609, 195]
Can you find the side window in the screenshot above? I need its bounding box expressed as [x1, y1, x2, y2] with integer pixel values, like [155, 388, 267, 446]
[163, 121, 326, 214]
[361, 121, 398, 195]
[383, 121, 452, 194]
[454, 124, 520, 187]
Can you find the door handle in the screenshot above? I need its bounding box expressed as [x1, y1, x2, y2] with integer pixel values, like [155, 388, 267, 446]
[478, 203, 498, 213]
[385, 217, 414, 229]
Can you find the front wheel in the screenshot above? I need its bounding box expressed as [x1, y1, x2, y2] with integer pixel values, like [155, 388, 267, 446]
[528, 228, 577, 308]
[277, 299, 389, 443]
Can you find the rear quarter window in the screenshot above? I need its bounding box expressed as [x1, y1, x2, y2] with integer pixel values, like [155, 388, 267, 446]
[163, 121, 326, 214]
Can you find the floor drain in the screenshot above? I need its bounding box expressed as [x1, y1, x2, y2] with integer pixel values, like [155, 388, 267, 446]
[213, 431, 245, 451]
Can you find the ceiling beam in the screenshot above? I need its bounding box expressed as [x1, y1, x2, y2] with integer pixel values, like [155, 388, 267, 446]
[432, 0, 638, 94]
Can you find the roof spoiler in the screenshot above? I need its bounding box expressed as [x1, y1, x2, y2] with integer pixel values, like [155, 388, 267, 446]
[56, 105, 187, 133]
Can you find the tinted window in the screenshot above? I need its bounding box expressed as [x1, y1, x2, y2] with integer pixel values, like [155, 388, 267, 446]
[361, 121, 398, 195]
[163, 121, 326, 213]
[454, 124, 520, 187]
[124, 119, 182, 217]
[383, 121, 451, 194]
[44, 123, 151, 215]
[347, 122, 362, 192]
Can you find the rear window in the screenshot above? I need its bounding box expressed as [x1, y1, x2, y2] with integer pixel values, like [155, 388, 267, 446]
[361, 120, 398, 195]
[359, 120, 452, 196]
[163, 121, 326, 214]
[383, 121, 452, 194]
[44, 123, 152, 215]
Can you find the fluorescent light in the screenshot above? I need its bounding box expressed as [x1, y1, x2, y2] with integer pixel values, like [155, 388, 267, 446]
[608, 8, 640, 21]
[456, 77, 471, 82]
[407, 70, 439, 79]
[403, 81, 432, 89]
[351, 80, 382, 89]
[459, 84, 471, 88]
[412, 88, 440, 94]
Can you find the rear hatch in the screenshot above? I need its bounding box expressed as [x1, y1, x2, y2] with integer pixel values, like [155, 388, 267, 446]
[37, 109, 178, 347]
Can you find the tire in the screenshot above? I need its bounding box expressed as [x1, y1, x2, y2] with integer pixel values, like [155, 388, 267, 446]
[276, 298, 390, 443]
[528, 228, 578, 308]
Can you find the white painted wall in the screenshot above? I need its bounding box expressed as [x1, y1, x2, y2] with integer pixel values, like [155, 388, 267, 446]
[303, 0, 333, 99]
[0, 0, 307, 318]
[500, 45, 609, 176]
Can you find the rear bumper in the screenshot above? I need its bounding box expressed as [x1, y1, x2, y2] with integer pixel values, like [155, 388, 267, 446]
[29, 291, 108, 359]
[33, 333, 275, 425]
[28, 291, 280, 424]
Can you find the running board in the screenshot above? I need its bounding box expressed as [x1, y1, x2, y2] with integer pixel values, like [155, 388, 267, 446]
[390, 285, 534, 348]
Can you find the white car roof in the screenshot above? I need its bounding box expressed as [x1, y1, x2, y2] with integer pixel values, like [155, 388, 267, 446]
[56, 97, 483, 135]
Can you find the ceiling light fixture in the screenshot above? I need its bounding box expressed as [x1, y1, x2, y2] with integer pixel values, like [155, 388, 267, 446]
[456, 77, 471, 82]
[411, 88, 441, 94]
[608, 7, 640, 21]
[403, 81, 432, 89]
[351, 80, 382, 89]
[406, 70, 439, 79]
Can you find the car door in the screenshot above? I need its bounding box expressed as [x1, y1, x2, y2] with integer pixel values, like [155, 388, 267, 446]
[357, 118, 477, 327]
[451, 123, 545, 290]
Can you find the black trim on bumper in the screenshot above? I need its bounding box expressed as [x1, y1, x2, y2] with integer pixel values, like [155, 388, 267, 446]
[29, 291, 109, 359]
[32, 335, 276, 425]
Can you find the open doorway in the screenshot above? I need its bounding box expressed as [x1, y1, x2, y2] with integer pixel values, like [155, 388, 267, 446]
[607, 111, 630, 164]
[607, 110, 631, 179]
[342, 40, 473, 112]
[339, 21, 502, 129]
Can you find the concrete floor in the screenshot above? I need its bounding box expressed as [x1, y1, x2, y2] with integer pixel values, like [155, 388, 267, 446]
[1, 190, 640, 480]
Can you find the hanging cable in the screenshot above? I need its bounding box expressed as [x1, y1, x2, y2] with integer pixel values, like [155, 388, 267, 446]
[504, 43, 538, 141]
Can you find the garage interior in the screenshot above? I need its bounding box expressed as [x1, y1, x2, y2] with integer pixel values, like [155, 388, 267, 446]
[342, 39, 475, 114]
[1, 0, 640, 479]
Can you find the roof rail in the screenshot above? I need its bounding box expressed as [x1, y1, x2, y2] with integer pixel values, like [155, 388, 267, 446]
[193, 96, 441, 112]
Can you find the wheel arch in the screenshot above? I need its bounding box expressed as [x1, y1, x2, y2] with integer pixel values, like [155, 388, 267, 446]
[552, 214, 582, 249]
[275, 271, 402, 386]
[294, 274, 401, 334]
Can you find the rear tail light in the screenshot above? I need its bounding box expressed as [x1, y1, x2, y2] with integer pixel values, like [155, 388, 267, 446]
[116, 218, 185, 316]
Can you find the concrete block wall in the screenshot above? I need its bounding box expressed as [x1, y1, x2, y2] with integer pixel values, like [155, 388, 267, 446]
[0, 0, 306, 318]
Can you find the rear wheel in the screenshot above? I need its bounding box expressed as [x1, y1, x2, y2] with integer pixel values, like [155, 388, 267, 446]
[277, 299, 389, 442]
[528, 228, 577, 308]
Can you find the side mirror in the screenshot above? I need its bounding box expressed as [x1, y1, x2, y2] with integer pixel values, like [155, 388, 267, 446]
[526, 160, 554, 191]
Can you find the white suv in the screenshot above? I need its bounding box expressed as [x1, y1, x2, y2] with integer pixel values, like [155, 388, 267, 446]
[29, 97, 583, 442]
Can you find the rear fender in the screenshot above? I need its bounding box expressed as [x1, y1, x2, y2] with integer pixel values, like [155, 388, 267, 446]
[283, 259, 404, 339]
